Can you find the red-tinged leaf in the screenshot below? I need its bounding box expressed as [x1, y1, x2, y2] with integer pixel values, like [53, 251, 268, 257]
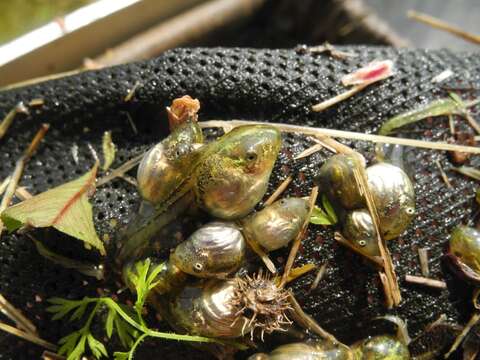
[1, 165, 105, 255]
[341, 60, 394, 86]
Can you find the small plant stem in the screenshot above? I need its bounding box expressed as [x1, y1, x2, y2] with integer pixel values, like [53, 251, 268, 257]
[0, 124, 49, 235]
[287, 291, 346, 348]
[200, 120, 480, 154]
[445, 312, 480, 358]
[418, 248, 430, 278]
[408, 10, 480, 45]
[243, 232, 276, 273]
[0, 293, 37, 334]
[294, 143, 324, 159]
[405, 275, 447, 289]
[263, 176, 292, 207]
[309, 263, 328, 292]
[0, 102, 29, 140]
[96, 153, 144, 187]
[435, 160, 453, 189]
[128, 333, 148, 360]
[311, 84, 368, 112]
[0, 321, 57, 351]
[280, 186, 318, 288]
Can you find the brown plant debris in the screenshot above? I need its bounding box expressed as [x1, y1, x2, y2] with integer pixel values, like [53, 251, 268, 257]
[405, 275, 447, 289]
[0, 123, 49, 235]
[231, 271, 292, 341]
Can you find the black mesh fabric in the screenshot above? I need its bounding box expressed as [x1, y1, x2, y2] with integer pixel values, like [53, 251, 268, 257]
[0, 47, 479, 359]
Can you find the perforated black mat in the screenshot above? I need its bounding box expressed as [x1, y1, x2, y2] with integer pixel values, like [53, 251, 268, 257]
[0, 47, 479, 359]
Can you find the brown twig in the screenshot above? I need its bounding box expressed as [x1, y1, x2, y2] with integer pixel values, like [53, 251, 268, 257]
[408, 10, 480, 45]
[0, 124, 49, 234]
[0, 294, 36, 335]
[96, 152, 144, 187]
[124, 81, 141, 102]
[405, 275, 447, 289]
[294, 144, 324, 160]
[28, 98, 44, 107]
[280, 186, 318, 288]
[243, 232, 277, 274]
[445, 312, 480, 358]
[15, 187, 33, 200]
[199, 120, 480, 154]
[418, 248, 430, 278]
[42, 351, 66, 360]
[263, 176, 292, 207]
[0, 321, 56, 351]
[287, 291, 347, 347]
[435, 160, 453, 188]
[311, 84, 368, 112]
[334, 232, 383, 266]
[309, 263, 328, 292]
[0, 102, 29, 140]
[351, 153, 401, 307]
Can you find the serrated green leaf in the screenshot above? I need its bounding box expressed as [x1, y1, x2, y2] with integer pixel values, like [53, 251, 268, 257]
[102, 131, 116, 171]
[70, 302, 88, 321]
[321, 194, 337, 224]
[87, 333, 108, 359]
[67, 335, 87, 360]
[114, 316, 134, 348]
[47, 297, 72, 305]
[58, 332, 81, 351]
[105, 306, 116, 338]
[1, 165, 105, 255]
[114, 352, 129, 360]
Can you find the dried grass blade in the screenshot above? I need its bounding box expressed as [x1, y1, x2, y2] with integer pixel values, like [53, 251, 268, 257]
[0, 294, 36, 334]
[0, 124, 49, 235]
[280, 186, 318, 287]
[200, 120, 480, 154]
[0, 321, 56, 351]
[263, 176, 292, 207]
[351, 153, 401, 307]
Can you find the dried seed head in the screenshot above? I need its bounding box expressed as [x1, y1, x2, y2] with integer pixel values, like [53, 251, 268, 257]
[230, 271, 292, 340]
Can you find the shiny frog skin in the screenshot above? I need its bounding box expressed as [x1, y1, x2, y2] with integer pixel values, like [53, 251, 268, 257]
[352, 335, 410, 360]
[366, 163, 415, 240]
[165, 279, 250, 338]
[137, 119, 203, 205]
[248, 340, 355, 360]
[193, 125, 281, 219]
[170, 221, 245, 278]
[242, 197, 310, 251]
[342, 209, 379, 257]
[117, 125, 280, 265]
[447, 225, 480, 284]
[315, 154, 365, 210]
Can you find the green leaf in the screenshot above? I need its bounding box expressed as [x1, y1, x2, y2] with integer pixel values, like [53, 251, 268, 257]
[310, 198, 337, 226]
[70, 302, 88, 321]
[378, 98, 460, 135]
[58, 332, 81, 355]
[87, 333, 108, 359]
[449, 92, 464, 106]
[114, 352, 129, 360]
[1, 165, 105, 255]
[102, 131, 116, 171]
[105, 307, 116, 338]
[114, 315, 135, 348]
[67, 334, 87, 360]
[321, 194, 337, 224]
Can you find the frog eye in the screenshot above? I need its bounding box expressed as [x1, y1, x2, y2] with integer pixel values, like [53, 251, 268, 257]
[193, 263, 203, 272]
[246, 151, 258, 162]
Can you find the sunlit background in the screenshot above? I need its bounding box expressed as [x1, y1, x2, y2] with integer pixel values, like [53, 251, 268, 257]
[0, 0, 478, 87]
